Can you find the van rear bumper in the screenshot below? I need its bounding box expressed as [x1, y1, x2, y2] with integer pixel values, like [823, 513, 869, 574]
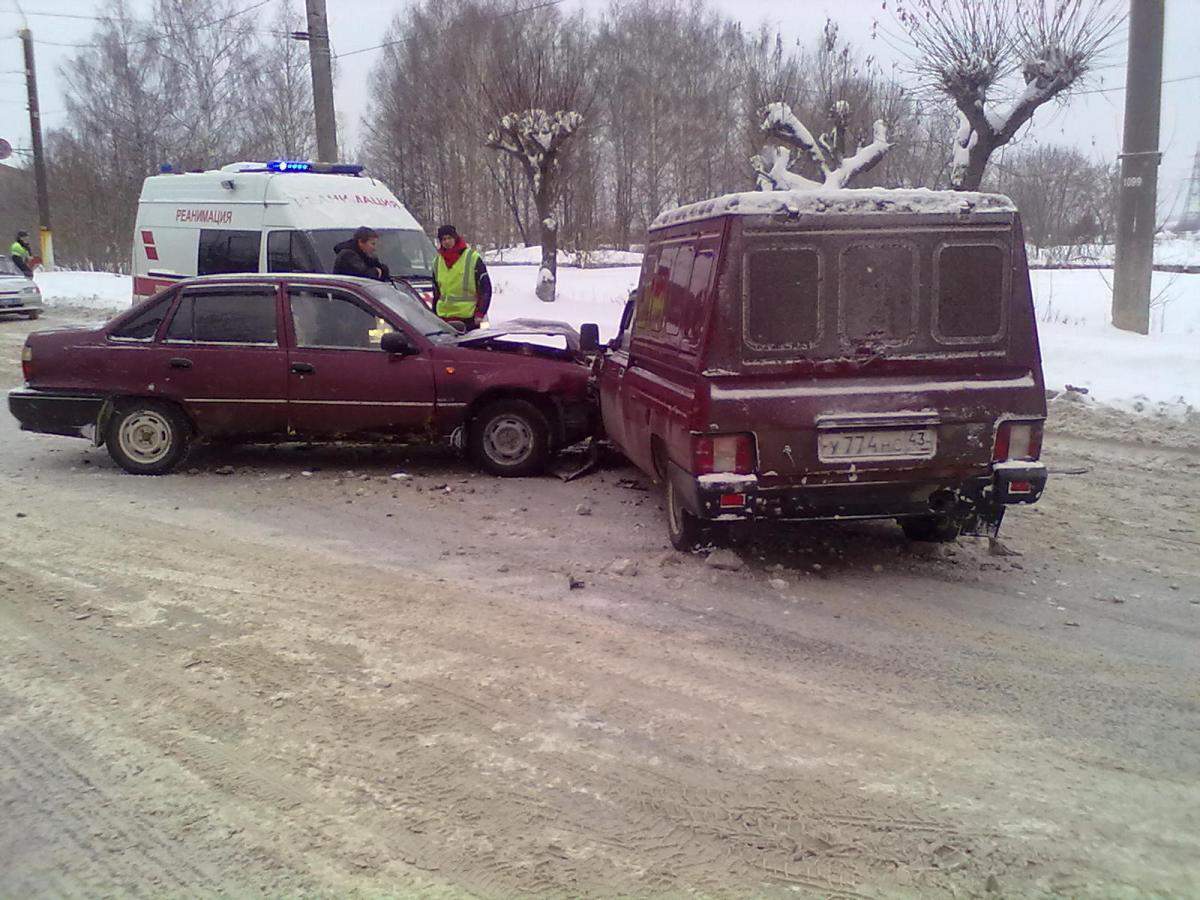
[670, 461, 1047, 524]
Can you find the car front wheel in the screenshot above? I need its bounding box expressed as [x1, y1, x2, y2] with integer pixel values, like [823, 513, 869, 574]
[469, 398, 550, 477]
[105, 401, 191, 475]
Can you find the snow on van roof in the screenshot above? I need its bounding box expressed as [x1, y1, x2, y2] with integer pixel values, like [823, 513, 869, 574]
[650, 187, 1017, 230]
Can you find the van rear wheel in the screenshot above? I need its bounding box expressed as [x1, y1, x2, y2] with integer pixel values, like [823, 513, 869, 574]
[666, 479, 701, 551]
[900, 514, 961, 543]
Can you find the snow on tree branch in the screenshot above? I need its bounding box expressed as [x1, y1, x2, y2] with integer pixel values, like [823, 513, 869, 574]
[755, 101, 892, 192]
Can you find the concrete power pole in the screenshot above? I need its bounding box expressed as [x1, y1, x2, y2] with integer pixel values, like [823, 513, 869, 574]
[1111, 0, 1165, 334]
[304, 0, 339, 163]
[19, 28, 53, 270]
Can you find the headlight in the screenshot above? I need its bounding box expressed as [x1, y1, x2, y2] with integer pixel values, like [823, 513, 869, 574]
[21, 285, 40, 297]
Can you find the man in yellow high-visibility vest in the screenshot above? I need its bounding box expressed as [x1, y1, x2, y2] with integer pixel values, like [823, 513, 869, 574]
[431, 224, 491, 332]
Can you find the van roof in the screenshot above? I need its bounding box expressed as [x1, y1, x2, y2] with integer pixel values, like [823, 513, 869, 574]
[650, 187, 1017, 231]
[138, 168, 424, 231]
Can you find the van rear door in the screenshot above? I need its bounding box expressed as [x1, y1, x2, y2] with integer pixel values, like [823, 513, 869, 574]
[714, 220, 1045, 488]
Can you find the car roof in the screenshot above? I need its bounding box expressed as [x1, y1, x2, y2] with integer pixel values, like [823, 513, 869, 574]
[173, 273, 384, 290]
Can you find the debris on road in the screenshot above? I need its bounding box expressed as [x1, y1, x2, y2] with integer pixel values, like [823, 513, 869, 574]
[609, 558, 639, 577]
[575, 503, 593, 516]
[568, 575, 586, 590]
[215, 465, 235, 475]
[705, 549, 744, 571]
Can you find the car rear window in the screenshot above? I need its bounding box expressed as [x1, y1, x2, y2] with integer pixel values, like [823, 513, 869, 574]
[839, 243, 916, 344]
[166, 288, 278, 344]
[110, 292, 174, 341]
[935, 244, 1006, 341]
[744, 248, 820, 351]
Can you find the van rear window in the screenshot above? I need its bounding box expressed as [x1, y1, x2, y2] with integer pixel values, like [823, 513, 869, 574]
[935, 244, 1005, 340]
[840, 243, 916, 344]
[744, 249, 820, 351]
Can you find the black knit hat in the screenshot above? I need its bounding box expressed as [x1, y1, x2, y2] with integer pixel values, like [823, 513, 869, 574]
[437, 224, 458, 240]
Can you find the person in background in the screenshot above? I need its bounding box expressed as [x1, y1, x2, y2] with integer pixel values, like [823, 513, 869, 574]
[10, 231, 33, 278]
[332, 226, 391, 282]
[431, 224, 491, 332]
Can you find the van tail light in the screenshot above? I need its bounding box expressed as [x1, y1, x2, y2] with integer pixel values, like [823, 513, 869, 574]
[693, 433, 755, 475]
[993, 421, 1043, 462]
[21, 343, 32, 382]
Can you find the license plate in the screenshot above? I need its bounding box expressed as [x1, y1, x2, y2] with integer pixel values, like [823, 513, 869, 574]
[818, 428, 936, 461]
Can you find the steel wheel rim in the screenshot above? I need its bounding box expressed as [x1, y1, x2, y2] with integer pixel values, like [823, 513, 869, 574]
[483, 414, 534, 466]
[118, 411, 173, 464]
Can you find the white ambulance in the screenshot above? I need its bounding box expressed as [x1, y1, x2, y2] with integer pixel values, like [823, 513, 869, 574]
[132, 160, 437, 303]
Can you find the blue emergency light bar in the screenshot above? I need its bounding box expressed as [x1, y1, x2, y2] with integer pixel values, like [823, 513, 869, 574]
[265, 160, 365, 175]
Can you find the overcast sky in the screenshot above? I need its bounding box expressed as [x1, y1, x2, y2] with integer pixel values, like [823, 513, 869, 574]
[1, 0, 1197, 217]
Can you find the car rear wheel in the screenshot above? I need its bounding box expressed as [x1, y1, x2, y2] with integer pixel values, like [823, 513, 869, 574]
[666, 479, 702, 551]
[23, 310, 40, 320]
[900, 514, 961, 543]
[105, 401, 191, 475]
[470, 398, 550, 477]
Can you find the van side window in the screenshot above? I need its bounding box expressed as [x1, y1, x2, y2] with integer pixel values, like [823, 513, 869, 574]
[198, 229, 262, 275]
[840, 243, 917, 344]
[745, 249, 820, 350]
[267, 231, 320, 273]
[935, 244, 1005, 341]
[664, 243, 695, 336]
[110, 292, 175, 341]
[633, 248, 660, 332]
[682, 244, 716, 348]
[647, 246, 677, 332]
[165, 288, 278, 345]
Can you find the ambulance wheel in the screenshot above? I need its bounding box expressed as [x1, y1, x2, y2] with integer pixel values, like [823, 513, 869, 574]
[667, 479, 702, 551]
[470, 398, 550, 477]
[105, 400, 191, 475]
[900, 514, 961, 543]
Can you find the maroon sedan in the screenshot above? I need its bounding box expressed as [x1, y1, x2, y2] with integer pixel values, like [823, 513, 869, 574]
[9, 274, 595, 476]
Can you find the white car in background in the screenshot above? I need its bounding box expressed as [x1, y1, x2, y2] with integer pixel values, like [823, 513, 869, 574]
[0, 257, 41, 319]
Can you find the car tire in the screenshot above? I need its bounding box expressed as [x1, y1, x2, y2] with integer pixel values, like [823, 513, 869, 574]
[105, 400, 191, 475]
[23, 310, 40, 320]
[900, 514, 961, 543]
[470, 398, 550, 477]
[666, 478, 702, 551]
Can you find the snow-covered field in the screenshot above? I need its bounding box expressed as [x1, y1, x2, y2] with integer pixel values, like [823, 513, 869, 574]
[483, 245, 643, 267]
[31, 265, 1199, 416]
[1028, 234, 1200, 268]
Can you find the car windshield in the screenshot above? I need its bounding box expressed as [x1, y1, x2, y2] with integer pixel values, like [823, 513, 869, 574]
[308, 228, 437, 279]
[0, 256, 24, 277]
[366, 282, 457, 339]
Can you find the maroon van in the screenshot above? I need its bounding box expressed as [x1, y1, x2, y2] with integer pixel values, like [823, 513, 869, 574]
[586, 189, 1048, 549]
[9, 274, 594, 476]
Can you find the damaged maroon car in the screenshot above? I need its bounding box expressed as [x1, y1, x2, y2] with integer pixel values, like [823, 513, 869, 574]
[9, 274, 595, 476]
[586, 188, 1049, 549]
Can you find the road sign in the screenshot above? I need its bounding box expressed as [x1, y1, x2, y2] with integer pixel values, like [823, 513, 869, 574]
[0, 139, 11, 161]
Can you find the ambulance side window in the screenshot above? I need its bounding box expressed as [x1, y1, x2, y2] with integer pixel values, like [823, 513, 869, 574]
[267, 231, 320, 274]
[198, 229, 262, 275]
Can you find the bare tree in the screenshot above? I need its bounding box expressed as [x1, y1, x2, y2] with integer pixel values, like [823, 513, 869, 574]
[254, 1, 315, 159]
[894, 0, 1122, 190]
[479, 8, 593, 301]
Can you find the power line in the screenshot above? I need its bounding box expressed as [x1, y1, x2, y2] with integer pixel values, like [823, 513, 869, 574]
[1073, 72, 1200, 96]
[335, 0, 565, 59]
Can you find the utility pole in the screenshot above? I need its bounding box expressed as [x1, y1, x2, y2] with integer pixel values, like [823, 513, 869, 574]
[304, 0, 339, 163]
[19, 28, 53, 270]
[1111, 0, 1165, 334]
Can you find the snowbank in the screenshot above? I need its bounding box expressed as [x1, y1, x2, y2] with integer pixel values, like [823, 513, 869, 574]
[483, 246, 643, 267]
[34, 270, 133, 311]
[1028, 234, 1200, 268]
[28, 264, 1199, 416]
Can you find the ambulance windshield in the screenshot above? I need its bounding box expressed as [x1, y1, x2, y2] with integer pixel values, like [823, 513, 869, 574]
[308, 228, 437, 279]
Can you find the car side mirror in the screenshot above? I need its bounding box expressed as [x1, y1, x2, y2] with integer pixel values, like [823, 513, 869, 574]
[380, 330, 418, 356]
[579, 322, 600, 353]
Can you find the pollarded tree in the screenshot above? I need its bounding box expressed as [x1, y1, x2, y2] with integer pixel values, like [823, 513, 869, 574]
[753, 104, 893, 190]
[486, 109, 584, 301]
[894, 0, 1122, 190]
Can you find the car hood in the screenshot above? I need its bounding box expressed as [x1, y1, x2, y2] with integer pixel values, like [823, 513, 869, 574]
[452, 319, 582, 354]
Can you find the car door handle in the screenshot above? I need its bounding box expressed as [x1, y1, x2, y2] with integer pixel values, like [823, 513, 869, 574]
[290, 362, 315, 375]
[168, 357, 192, 369]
